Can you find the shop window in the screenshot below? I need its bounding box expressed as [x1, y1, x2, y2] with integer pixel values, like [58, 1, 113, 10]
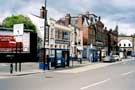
[50, 50, 55, 57]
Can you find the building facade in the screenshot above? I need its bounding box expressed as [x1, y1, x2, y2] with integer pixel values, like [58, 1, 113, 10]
[63, 12, 119, 62]
[69, 25, 83, 60]
[28, 7, 72, 67]
[118, 35, 134, 58]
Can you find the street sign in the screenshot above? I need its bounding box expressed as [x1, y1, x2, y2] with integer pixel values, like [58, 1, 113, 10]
[13, 24, 24, 36]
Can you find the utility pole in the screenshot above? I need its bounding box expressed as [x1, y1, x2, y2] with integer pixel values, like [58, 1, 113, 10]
[43, 0, 47, 70]
[132, 11, 135, 52]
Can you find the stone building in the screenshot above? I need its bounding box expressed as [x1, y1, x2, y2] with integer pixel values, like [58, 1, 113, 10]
[118, 35, 134, 57]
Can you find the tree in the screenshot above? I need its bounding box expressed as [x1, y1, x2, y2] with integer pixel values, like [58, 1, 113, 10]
[2, 15, 36, 32]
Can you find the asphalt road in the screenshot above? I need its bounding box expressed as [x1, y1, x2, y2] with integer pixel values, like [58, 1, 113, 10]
[0, 59, 135, 90]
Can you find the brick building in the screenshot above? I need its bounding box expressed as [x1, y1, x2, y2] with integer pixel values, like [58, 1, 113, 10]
[63, 12, 118, 62]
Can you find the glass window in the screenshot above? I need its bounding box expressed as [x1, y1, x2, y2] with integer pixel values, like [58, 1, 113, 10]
[49, 50, 55, 57]
[59, 31, 62, 40]
[62, 32, 64, 39]
[58, 30, 62, 40]
[55, 29, 58, 39]
[51, 28, 53, 38]
[64, 32, 68, 40]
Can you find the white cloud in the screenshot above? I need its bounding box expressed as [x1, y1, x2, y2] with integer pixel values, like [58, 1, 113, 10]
[111, 0, 135, 7]
[0, 0, 135, 35]
[0, 12, 12, 23]
[118, 24, 135, 35]
[0, 0, 66, 27]
[17, 1, 41, 15]
[47, 7, 65, 20]
[102, 18, 135, 35]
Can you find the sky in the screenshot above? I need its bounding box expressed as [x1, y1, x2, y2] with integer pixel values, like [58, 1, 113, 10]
[0, 0, 135, 35]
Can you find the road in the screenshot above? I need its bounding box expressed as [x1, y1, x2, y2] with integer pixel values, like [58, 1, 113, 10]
[0, 59, 135, 90]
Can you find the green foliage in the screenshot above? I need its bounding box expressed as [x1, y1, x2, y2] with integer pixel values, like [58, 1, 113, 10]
[2, 15, 36, 32]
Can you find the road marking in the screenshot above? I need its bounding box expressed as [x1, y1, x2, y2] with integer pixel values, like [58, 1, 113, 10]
[121, 71, 134, 76]
[80, 78, 111, 90]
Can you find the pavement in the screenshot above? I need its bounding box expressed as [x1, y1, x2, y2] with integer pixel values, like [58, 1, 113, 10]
[54, 58, 133, 74]
[0, 57, 133, 78]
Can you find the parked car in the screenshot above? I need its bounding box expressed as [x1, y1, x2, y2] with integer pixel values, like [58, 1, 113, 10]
[103, 56, 112, 62]
[111, 55, 120, 61]
[103, 56, 114, 62]
[103, 55, 121, 62]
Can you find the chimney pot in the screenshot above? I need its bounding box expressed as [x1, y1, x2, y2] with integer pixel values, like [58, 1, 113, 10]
[40, 6, 47, 19]
[65, 13, 71, 26]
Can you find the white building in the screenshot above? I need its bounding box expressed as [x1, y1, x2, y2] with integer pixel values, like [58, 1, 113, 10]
[28, 7, 83, 65]
[69, 25, 83, 59]
[28, 13, 72, 66]
[28, 14, 71, 51]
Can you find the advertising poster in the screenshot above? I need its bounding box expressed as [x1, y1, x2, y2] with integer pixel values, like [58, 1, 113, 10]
[0, 30, 30, 53]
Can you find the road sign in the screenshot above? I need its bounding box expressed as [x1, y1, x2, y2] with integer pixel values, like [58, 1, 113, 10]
[13, 24, 24, 36]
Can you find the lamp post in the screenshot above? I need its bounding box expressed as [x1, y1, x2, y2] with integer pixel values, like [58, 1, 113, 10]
[43, 0, 47, 70]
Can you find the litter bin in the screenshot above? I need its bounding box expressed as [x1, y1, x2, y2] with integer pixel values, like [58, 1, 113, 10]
[39, 63, 49, 70]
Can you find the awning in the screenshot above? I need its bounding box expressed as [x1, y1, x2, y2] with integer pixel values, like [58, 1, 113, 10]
[77, 46, 83, 50]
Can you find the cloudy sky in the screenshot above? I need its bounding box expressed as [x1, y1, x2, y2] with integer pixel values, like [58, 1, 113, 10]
[0, 0, 135, 35]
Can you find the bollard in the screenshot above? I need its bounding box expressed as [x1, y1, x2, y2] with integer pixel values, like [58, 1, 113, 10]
[19, 63, 21, 72]
[10, 63, 13, 74]
[80, 58, 82, 64]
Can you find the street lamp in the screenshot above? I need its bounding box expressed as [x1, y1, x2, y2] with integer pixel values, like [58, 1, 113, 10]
[43, 0, 47, 70]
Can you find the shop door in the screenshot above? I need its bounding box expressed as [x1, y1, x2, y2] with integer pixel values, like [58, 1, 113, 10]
[62, 51, 70, 67]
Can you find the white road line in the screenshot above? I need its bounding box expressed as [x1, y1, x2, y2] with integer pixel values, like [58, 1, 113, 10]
[80, 78, 111, 90]
[121, 71, 134, 76]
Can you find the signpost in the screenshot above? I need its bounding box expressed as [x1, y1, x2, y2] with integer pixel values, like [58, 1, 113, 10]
[13, 24, 24, 72]
[13, 24, 24, 36]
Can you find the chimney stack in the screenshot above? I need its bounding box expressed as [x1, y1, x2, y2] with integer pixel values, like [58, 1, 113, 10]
[65, 13, 71, 26]
[40, 6, 47, 19]
[78, 15, 83, 27]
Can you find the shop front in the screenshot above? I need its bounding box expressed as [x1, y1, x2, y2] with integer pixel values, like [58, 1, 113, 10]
[54, 49, 70, 68]
[77, 46, 83, 63]
[88, 49, 99, 62]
